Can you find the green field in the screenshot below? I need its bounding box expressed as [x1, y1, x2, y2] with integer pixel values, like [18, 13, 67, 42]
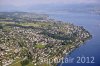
[35, 43, 46, 49]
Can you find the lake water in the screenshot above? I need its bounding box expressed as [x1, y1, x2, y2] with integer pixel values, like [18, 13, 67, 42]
[47, 12, 100, 66]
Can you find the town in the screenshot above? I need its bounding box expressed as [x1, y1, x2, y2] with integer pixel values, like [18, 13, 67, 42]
[0, 12, 92, 66]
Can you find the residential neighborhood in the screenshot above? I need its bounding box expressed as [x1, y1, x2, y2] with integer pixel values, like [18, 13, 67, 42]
[0, 12, 92, 66]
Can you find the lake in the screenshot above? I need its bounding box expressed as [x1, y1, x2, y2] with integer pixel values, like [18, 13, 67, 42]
[47, 12, 100, 66]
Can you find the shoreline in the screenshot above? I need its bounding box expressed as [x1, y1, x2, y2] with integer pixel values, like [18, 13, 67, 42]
[57, 37, 92, 66]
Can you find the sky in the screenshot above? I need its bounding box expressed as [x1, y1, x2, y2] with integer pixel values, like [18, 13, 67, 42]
[0, 0, 100, 7]
[0, 0, 100, 12]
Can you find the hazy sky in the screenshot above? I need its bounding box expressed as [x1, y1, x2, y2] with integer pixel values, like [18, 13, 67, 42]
[0, 0, 100, 12]
[0, 0, 100, 7]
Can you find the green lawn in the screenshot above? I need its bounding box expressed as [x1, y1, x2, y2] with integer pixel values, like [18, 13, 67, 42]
[26, 62, 34, 66]
[19, 23, 40, 27]
[0, 22, 15, 25]
[9, 58, 22, 66]
[9, 58, 34, 66]
[35, 43, 45, 49]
